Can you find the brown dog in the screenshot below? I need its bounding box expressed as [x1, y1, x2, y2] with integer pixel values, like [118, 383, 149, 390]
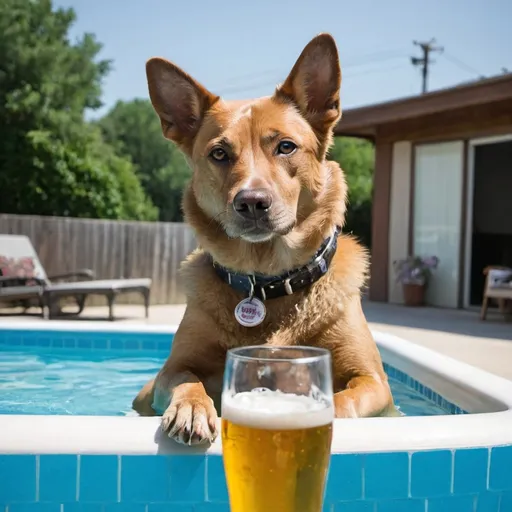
[133, 33, 395, 444]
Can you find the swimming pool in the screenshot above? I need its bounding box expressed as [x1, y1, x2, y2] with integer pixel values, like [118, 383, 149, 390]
[1, 321, 511, 511]
[0, 346, 453, 417]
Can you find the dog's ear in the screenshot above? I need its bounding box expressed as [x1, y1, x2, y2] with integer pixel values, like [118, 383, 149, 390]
[146, 58, 218, 150]
[276, 34, 341, 153]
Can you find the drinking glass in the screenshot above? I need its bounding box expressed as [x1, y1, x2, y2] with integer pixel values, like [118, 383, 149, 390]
[221, 346, 334, 512]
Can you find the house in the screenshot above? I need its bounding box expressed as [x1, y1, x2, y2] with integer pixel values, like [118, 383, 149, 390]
[335, 73, 512, 309]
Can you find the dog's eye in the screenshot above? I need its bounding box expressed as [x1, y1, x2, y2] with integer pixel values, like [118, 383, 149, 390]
[277, 140, 297, 155]
[210, 148, 229, 162]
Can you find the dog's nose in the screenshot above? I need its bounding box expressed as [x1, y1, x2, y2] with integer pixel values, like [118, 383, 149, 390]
[233, 189, 273, 220]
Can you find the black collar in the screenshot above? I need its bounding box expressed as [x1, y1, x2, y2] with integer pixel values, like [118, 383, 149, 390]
[213, 226, 341, 301]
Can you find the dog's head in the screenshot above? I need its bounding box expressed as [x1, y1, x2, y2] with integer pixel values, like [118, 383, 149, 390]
[146, 34, 346, 273]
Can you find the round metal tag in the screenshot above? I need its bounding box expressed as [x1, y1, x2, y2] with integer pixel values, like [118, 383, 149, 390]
[234, 297, 266, 327]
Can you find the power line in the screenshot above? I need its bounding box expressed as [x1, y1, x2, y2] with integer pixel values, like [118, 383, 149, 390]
[411, 38, 444, 94]
[344, 62, 410, 79]
[211, 47, 409, 91]
[442, 52, 483, 78]
[218, 61, 410, 97]
[342, 50, 408, 68]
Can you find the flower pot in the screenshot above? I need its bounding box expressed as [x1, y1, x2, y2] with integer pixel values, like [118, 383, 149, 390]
[402, 283, 426, 307]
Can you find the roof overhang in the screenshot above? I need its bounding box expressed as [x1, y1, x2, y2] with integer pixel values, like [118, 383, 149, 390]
[335, 73, 512, 139]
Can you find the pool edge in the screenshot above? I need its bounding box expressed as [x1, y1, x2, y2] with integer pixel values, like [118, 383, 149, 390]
[1, 322, 512, 455]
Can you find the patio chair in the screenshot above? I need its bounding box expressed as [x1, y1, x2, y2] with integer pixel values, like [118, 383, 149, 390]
[0, 235, 152, 321]
[480, 265, 512, 321]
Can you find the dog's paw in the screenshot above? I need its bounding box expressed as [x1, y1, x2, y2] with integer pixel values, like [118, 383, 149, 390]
[334, 396, 358, 418]
[161, 399, 218, 446]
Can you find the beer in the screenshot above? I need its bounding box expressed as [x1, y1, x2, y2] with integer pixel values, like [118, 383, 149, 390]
[222, 389, 333, 512]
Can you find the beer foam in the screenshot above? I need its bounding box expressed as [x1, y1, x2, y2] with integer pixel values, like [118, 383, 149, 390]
[222, 388, 333, 430]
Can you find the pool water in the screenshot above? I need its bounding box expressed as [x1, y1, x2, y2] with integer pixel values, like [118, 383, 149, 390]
[0, 347, 448, 416]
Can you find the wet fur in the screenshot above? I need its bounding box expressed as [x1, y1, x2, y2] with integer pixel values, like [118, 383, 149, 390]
[133, 33, 395, 445]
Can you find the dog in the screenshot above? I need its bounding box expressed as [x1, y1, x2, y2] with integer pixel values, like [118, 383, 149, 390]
[133, 33, 395, 445]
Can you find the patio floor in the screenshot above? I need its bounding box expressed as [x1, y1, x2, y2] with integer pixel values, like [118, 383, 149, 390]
[1, 300, 511, 379]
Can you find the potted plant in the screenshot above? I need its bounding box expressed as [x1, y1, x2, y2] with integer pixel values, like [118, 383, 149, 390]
[393, 255, 439, 307]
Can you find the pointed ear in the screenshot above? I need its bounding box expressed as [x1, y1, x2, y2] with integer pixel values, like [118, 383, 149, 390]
[146, 58, 218, 150]
[276, 34, 341, 151]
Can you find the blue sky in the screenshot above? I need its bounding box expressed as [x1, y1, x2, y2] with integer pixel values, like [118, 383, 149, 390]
[56, 0, 512, 118]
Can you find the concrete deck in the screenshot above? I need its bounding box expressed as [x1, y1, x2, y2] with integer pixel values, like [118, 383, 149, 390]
[1, 301, 511, 379]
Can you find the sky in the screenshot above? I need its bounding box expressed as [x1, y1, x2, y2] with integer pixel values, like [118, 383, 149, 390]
[55, 0, 512, 119]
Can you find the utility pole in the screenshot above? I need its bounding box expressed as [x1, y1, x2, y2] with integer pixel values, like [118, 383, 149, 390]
[411, 38, 444, 94]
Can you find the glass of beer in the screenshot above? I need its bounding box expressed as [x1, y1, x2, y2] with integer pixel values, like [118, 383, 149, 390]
[221, 346, 334, 512]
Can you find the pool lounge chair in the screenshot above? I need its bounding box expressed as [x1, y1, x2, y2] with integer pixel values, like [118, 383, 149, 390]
[0, 235, 151, 320]
[480, 265, 512, 321]
[0, 278, 44, 311]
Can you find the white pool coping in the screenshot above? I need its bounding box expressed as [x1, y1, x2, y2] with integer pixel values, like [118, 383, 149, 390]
[0, 319, 179, 333]
[1, 321, 512, 454]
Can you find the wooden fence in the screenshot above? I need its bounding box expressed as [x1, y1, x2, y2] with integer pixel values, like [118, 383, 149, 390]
[0, 214, 197, 305]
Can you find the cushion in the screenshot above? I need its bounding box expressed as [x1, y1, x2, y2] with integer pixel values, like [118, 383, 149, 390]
[0, 256, 39, 286]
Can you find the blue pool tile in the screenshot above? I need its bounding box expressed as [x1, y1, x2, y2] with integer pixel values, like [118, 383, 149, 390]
[63, 505, 103, 512]
[104, 505, 146, 512]
[92, 338, 108, 350]
[168, 456, 205, 501]
[453, 448, 488, 494]
[142, 339, 157, 350]
[79, 455, 118, 502]
[325, 455, 363, 501]
[77, 339, 92, 349]
[39, 455, 77, 502]
[7, 335, 22, 346]
[377, 499, 425, 512]
[334, 503, 374, 511]
[124, 339, 139, 350]
[110, 338, 124, 350]
[476, 492, 500, 511]
[500, 492, 512, 511]
[427, 495, 474, 512]
[411, 450, 452, 497]
[24, 335, 38, 346]
[121, 455, 170, 502]
[489, 445, 512, 491]
[63, 338, 76, 348]
[52, 338, 64, 348]
[60, 337, 74, 348]
[148, 506, 194, 512]
[364, 452, 409, 499]
[37, 336, 51, 347]
[9, 505, 61, 512]
[207, 456, 228, 502]
[157, 340, 171, 352]
[0, 455, 36, 502]
[194, 505, 229, 512]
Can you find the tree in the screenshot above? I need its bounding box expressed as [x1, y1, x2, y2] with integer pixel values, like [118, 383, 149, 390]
[98, 99, 191, 222]
[328, 138, 374, 249]
[0, 0, 156, 220]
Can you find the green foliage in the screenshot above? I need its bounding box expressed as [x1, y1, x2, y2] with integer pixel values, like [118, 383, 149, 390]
[98, 99, 191, 222]
[328, 138, 374, 249]
[84, 128, 158, 221]
[0, 0, 155, 221]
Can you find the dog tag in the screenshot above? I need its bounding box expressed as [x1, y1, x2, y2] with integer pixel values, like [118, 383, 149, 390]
[234, 297, 266, 327]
